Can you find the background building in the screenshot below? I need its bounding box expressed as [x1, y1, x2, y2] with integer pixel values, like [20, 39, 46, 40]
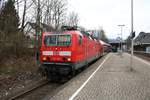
[134, 32, 150, 53]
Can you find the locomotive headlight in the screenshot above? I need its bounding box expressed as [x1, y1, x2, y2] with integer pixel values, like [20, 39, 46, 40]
[67, 58, 71, 61]
[42, 57, 47, 61]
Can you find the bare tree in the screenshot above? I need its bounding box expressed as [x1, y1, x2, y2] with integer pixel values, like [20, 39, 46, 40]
[67, 11, 79, 26]
[41, 0, 67, 30]
[50, 0, 67, 30]
[14, 0, 34, 32]
[0, 0, 4, 12]
[20, 0, 26, 32]
[13, 0, 68, 33]
[99, 28, 108, 42]
[43, 0, 53, 25]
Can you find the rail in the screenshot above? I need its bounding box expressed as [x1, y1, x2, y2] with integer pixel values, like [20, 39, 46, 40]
[133, 51, 150, 58]
[127, 51, 150, 58]
[3, 78, 48, 100]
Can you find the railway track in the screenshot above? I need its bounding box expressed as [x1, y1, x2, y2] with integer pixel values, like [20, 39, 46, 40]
[4, 78, 49, 100]
[134, 51, 150, 57]
[134, 52, 150, 62]
[127, 51, 150, 62]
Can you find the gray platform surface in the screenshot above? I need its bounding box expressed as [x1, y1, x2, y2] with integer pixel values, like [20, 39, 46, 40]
[50, 53, 150, 100]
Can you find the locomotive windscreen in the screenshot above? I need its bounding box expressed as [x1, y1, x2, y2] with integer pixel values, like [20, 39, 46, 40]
[44, 34, 71, 46]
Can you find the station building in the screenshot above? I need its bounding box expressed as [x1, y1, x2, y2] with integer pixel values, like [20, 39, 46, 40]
[134, 32, 150, 53]
[109, 39, 126, 52]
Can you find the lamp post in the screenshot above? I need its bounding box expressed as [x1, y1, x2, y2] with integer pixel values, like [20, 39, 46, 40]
[117, 34, 121, 51]
[130, 0, 134, 71]
[118, 24, 125, 52]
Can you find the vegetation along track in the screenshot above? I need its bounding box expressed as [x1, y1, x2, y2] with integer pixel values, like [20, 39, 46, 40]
[4, 78, 49, 100]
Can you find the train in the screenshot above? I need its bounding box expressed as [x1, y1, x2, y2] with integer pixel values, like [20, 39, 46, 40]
[39, 26, 111, 82]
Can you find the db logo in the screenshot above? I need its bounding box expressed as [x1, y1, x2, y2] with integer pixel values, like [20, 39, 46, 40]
[54, 51, 59, 55]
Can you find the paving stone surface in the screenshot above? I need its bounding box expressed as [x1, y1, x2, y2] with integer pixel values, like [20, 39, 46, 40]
[50, 53, 150, 100]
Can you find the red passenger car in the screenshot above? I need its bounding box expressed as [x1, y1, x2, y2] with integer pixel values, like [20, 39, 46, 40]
[40, 27, 104, 81]
[100, 40, 112, 54]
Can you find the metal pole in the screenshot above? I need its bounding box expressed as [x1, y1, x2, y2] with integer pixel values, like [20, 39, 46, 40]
[130, 0, 134, 71]
[118, 25, 125, 52]
[117, 34, 121, 51]
[121, 26, 123, 52]
[35, 0, 41, 65]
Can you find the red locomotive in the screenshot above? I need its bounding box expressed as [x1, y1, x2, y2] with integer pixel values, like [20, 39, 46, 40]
[39, 26, 110, 81]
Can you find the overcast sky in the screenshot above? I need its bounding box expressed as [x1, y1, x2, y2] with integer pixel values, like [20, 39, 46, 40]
[68, 0, 150, 39]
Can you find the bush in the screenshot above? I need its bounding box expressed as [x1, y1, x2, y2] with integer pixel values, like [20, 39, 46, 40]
[0, 32, 35, 61]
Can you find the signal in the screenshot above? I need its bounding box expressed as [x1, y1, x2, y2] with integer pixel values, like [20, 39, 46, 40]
[131, 31, 135, 39]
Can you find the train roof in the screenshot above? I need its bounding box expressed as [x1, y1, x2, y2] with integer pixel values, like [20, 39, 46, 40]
[99, 40, 111, 46]
[42, 30, 83, 36]
[42, 26, 91, 37]
[42, 26, 100, 41]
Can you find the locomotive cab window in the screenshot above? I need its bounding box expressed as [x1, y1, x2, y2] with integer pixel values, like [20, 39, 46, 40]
[78, 35, 82, 45]
[57, 35, 71, 46]
[44, 35, 57, 46]
[44, 35, 71, 46]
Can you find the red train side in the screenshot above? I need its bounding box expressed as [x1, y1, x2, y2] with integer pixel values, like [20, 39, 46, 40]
[39, 29, 107, 81]
[99, 40, 112, 54]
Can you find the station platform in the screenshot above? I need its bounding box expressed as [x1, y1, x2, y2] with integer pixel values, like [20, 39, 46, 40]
[50, 53, 150, 100]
